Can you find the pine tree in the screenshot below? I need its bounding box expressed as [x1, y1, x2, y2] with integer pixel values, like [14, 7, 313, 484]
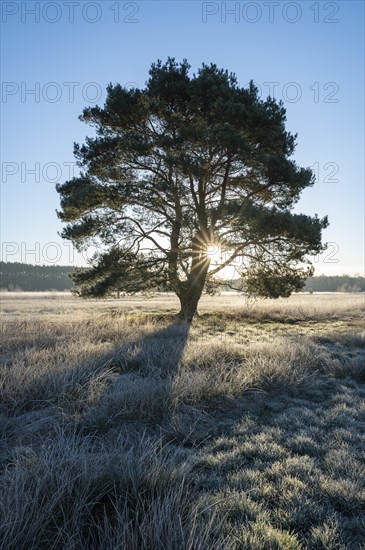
[57, 58, 328, 322]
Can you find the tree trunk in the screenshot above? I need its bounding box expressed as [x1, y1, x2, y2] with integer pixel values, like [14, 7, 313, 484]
[177, 290, 201, 324]
[177, 261, 209, 324]
[175, 229, 211, 324]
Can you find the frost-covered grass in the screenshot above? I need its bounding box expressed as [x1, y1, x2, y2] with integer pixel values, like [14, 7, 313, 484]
[1, 293, 364, 549]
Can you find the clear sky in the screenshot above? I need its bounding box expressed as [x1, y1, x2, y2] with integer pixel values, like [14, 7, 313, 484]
[1, 0, 364, 275]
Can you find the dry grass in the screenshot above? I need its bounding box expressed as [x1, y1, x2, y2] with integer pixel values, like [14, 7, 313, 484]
[0, 292, 364, 549]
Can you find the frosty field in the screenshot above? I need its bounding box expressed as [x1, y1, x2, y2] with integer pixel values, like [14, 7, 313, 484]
[1, 292, 364, 549]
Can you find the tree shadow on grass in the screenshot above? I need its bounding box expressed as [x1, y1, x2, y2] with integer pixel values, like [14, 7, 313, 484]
[1, 319, 192, 450]
[1, 321, 230, 550]
[77, 320, 192, 434]
[107, 320, 191, 377]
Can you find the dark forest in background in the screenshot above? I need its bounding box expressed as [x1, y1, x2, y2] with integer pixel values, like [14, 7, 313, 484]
[0, 262, 364, 293]
[0, 262, 75, 291]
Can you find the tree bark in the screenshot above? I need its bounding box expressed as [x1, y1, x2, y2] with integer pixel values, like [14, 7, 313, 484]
[175, 228, 212, 323]
[177, 258, 210, 323]
[177, 289, 202, 323]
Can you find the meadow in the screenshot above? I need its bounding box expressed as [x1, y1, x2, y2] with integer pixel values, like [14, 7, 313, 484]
[1, 291, 364, 549]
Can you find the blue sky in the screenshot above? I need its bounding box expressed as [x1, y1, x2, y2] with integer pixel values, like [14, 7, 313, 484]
[1, 0, 364, 275]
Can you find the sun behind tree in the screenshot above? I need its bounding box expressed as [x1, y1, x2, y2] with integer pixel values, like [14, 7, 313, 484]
[57, 58, 328, 323]
[205, 243, 222, 264]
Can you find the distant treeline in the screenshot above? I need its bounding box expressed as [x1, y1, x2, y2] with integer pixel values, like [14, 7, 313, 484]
[0, 262, 75, 291]
[221, 275, 365, 293]
[0, 262, 364, 293]
[303, 275, 365, 293]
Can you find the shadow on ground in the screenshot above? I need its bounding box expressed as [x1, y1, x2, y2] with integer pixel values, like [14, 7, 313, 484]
[106, 320, 191, 377]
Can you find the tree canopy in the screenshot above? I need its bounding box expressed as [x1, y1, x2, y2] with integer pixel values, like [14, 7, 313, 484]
[57, 58, 328, 322]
